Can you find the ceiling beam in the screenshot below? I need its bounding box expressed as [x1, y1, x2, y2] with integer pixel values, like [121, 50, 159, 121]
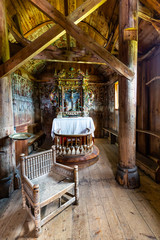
[7, 14, 29, 47]
[34, 53, 106, 65]
[140, 0, 160, 15]
[139, 3, 160, 33]
[0, 0, 107, 78]
[138, 11, 160, 33]
[64, 0, 70, 51]
[29, 0, 134, 80]
[33, 47, 106, 65]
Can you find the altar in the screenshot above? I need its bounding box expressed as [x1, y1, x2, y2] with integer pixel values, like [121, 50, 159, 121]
[49, 68, 99, 168]
[51, 117, 95, 139]
[51, 117, 99, 168]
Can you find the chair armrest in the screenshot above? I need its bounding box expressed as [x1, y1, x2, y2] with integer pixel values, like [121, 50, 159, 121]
[54, 162, 74, 171]
[22, 175, 34, 189]
[22, 176, 40, 204]
[52, 163, 75, 179]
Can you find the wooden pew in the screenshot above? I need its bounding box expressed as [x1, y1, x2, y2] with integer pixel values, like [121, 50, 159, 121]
[103, 128, 160, 183]
[103, 128, 118, 144]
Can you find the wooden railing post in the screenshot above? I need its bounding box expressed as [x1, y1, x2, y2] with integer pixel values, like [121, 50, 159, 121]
[52, 145, 56, 164]
[53, 131, 93, 156]
[116, 0, 140, 188]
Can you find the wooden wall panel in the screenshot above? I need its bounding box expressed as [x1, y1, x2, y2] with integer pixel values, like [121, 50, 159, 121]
[137, 50, 160, 159]
[12, 73, 40, 127]
[148, 53, 160, 157]
[137, 61, 149, 155]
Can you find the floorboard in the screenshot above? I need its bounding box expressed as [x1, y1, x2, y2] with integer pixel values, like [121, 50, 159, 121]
[0, 139, 160, 240]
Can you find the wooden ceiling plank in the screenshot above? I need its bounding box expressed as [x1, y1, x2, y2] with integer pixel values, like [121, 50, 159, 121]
[28, 0, 134, 79]
[0, 0, 107, 78]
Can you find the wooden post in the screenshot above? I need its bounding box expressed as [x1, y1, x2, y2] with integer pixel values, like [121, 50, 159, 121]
[0, 0, 16, 198]
[116, 0, 140, 188]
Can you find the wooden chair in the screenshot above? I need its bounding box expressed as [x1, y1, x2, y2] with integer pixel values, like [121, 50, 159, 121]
[20, 146, 79, 237]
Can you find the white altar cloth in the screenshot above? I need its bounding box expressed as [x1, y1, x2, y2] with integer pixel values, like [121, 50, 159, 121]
[51, 117, 95, 139]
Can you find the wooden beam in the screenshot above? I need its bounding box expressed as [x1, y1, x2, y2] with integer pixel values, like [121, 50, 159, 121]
[138, 1, 154, 18]
[7, 16, 64, 57]
[33, 49, 106, 65]
[7, 14, 29, 47]
[64, 0, 70, 51]
[138, 46, 158, 62]
[24, 20, 53, 38]
[111, 24, 119, 54]
[80, 21, 108, 44]
[138, 10, 160, 34]
[0, 1, 10, 63]
[28, 0, 134, 80]
[140, 0, 160, 16]
[34, 57, 106, 65]
[106, 73, 119, 86]
[34, 49, 66, 61]
[0, 0, 107, 78]
[146, 76, 160, 86]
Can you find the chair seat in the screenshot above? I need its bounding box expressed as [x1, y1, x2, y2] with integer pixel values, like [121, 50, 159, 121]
[31, 172, 75, 206]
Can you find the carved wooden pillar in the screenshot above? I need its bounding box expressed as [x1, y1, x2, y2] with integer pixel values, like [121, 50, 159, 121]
[0, 0, 16, 198]
[116, 0, 140, 188]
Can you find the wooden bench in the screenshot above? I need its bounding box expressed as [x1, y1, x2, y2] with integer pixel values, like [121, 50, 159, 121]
[102, 128, 160, 182]
[136, 152, 160, 183]
[136, 129, 160, 183]
[103, 128, 118, 144]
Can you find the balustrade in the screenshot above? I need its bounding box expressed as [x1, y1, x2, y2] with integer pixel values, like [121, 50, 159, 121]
[54, 129, 93, 156]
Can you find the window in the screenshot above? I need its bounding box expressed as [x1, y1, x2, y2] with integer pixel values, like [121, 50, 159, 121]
[115, 81, 119, 110]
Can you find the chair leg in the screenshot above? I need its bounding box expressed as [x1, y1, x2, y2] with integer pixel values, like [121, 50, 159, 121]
[34, 206, 41, 237]
[75, 188, 79, 205]
[74, 166, 79, 205]
[21, 184, 26, 209]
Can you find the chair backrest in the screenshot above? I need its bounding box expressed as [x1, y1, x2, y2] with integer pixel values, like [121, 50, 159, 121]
[22, 149, 53, 180]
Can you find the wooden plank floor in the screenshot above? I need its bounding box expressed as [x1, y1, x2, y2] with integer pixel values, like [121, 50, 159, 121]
[0, 139, 160, 240]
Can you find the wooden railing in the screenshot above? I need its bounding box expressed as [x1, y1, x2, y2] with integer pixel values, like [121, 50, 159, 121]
[54, 129, 93, 156]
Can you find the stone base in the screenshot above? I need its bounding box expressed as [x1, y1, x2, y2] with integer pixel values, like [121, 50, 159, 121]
[57, 145, 99, 169]
[116, 165, 140, 189]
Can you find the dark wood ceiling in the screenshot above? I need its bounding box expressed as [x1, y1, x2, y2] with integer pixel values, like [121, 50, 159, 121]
[5, 0, 160, 78]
